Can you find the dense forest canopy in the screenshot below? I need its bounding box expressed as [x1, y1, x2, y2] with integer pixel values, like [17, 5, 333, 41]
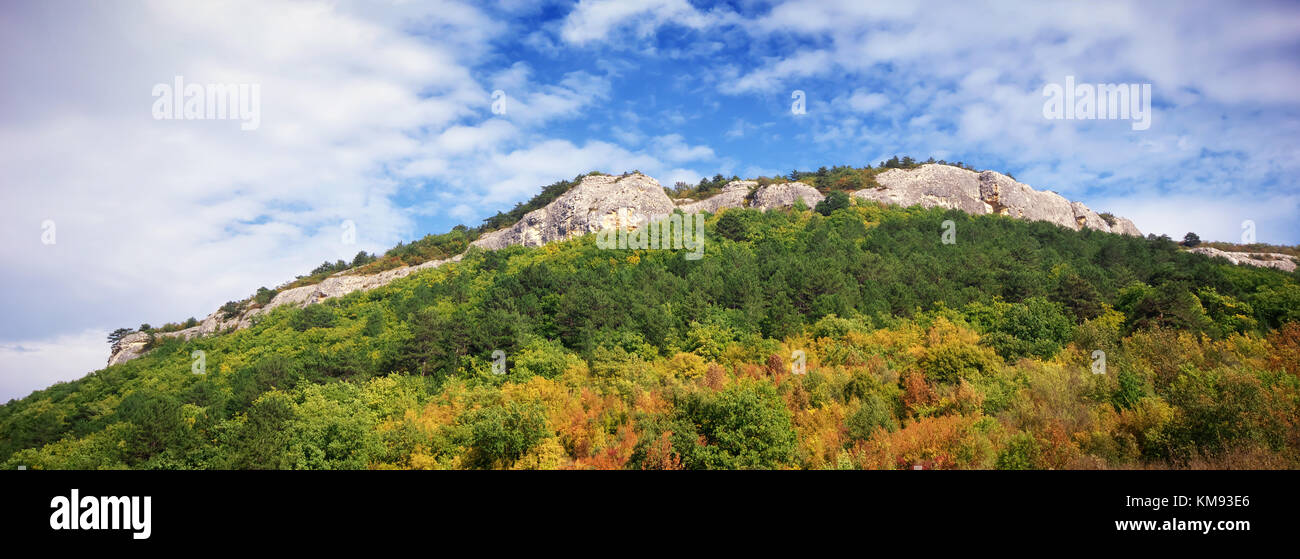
[4, 197, 1299, 469]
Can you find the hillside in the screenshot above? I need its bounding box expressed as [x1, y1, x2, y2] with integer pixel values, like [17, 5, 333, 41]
[104, 164, 1146, 367]
[3, 180, 1298, 469]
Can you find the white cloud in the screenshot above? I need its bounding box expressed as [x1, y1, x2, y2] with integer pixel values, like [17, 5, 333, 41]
[651, 134, 716, 163]
[0, 1, 502, 398]
[0, 330, 107, 403]
[846, 91, 889, 114]
[559, 0, 726, 45]
[1093, 193, 1300, 245]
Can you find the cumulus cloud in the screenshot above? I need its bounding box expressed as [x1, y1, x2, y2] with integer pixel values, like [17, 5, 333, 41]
[0, 330, 108, 404]
[1, 1, 485, 348]
[559, 0, 726, 45]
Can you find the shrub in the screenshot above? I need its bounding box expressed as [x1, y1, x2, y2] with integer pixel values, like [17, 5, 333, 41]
[253, 287, 278, 306]
[672, 383, 797, 469]
[458, 401, 549, 469]
[919, 343, 999, 383]
[995, 433, 1043, 470]
[514, 338, 571, 379]
[845, 394, 900, 441]
[966, 297, 1074, 360]
[219, 301, 243, 319]
[814, 191, 852, 216]
[290, 304, 336, 332]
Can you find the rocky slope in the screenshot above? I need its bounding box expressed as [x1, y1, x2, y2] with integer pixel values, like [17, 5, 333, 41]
[854, 164, 1142, 236]
[108, 166, 1142, 366]
[471, 174, 676, 250]
[1187, 247, 1298, 272]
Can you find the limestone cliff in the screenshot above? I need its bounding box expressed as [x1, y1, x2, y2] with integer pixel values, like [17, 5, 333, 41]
[471, 173, 676, 250]
[1187, 247, 1298, 272]
[853, 164, 1142, 236]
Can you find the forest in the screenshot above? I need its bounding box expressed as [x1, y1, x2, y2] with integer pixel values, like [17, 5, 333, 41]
[3, 197, 1298, 469]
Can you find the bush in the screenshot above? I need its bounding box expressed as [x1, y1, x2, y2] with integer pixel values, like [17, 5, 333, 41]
[672, 383, 796, 469]
[995, 433, 1042, 470]
[219, 301, 243, 320]
[290, 304, 336, 332]
[966, 297, 1074, 360]
[814, 191, 852, 216]
[715, 210, 757, 241]
[458, 401, 549, 468]
[514, 338, 571, 379]
[253, 287, 277, 306]
[919, 343, 1000, 383]
[846, 394, 900, 441]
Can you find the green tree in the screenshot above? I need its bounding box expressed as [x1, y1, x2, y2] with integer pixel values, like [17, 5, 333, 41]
[107, 328, 134, 345]
[814, 191, 852, 216]
[672, 383, 796, 469]
[458, 401, 548, 469]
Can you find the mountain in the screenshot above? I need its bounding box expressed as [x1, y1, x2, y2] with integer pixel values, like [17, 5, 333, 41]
[5, 164, 1299, 470]
[107, 164, 1142, 367]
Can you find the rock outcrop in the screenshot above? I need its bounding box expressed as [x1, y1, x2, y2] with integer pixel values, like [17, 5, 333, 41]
[109, 254, 465, 366]
[676, 180, 824, 213]
[107, 332, 152, 367]
[677, 180, 754, 214]
[107, 165, 1149, 367]
[1188, 247, 1298, 272]
[853, 164, 1142, 236]
[473, 173, 676, 250]
[977, 170, 1077, 228]
[1108, 217, 1142, 237]
[854, 164, 990, 215]
[751, 182, 824, 210]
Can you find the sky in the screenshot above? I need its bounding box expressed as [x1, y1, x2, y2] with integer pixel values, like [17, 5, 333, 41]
[1, 0, 1298, 401]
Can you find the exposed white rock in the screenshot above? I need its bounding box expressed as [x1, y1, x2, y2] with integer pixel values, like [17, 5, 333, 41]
[852, 164, 1142, 236]
[1109, 216, 1142, 237]
[107, 332, 152, 367]
[752, 182, 824, 210]
[675, 181, 824, 213]
[677, 181, 754, 214]
[472, 173, 676, 250]
[109, 254, 464, 366]
[1070, 201, 1111, 231]
[1188, 247, 1297, 272]
[978, 170, 1077, 229]
[855, 164, 991, 215]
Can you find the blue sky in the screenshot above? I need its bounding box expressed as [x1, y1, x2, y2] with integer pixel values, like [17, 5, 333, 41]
[2, 0, 1299, 400]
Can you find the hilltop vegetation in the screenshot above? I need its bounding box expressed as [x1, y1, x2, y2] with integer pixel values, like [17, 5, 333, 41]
[4, 199, 1299, 469]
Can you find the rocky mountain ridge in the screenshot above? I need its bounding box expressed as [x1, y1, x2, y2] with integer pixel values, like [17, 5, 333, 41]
[108, 164, 1144, 366]
[854, 164, 1143, 235]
